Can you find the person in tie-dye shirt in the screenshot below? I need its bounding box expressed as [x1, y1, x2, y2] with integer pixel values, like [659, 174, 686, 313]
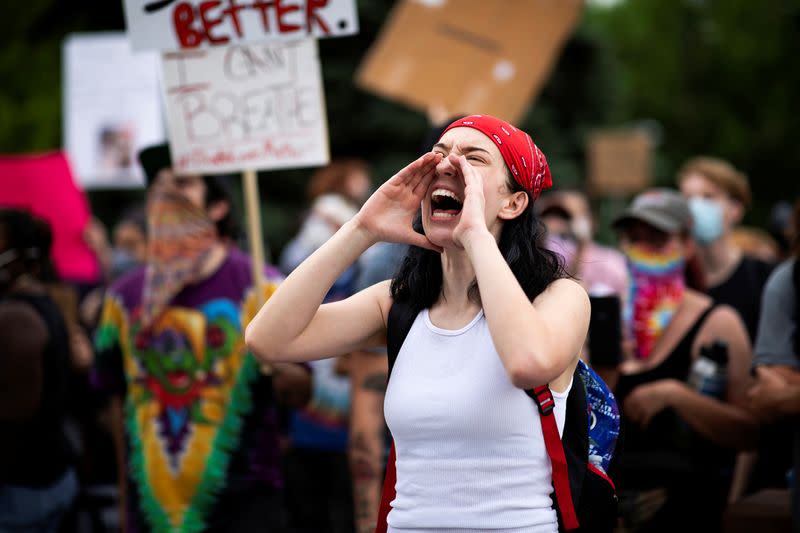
[92, 144, 310, 533]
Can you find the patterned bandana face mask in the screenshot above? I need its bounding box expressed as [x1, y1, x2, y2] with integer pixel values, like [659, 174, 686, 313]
[142, 186, 217, 328]
[623, 243, 686, 360]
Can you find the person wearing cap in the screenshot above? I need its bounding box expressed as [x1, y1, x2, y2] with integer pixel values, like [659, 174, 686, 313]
[610, 189, 756, 531]
[677, 157, 773, 341]
[247, 115, 589, 532]
[91, 143, 311, 533]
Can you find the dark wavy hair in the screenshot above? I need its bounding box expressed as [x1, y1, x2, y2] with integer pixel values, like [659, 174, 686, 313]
[390, 178, 567, 314]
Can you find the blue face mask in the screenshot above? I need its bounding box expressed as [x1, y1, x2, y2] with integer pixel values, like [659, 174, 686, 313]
[110, 248, 141, 279]
[688, 197, 724, 244]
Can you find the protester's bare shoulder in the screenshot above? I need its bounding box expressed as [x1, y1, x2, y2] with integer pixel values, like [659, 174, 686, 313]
[345, 278, 393, 328]
[533, 277, 590, 311]
[699, 303, 748, 341]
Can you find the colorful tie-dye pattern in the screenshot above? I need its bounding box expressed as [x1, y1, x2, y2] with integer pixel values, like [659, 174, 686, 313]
[623, 244, 686, 360]
[93, 250, 282, 532]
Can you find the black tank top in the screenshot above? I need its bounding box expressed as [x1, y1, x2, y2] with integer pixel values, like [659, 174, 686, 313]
[615, 304, 728, 490]
[0, 292, 74, 487]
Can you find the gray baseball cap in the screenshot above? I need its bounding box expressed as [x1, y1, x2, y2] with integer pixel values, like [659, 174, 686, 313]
[612, 188, 692, 234]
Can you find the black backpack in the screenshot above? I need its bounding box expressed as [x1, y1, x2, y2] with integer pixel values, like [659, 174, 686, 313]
[375, 301, 621, 533]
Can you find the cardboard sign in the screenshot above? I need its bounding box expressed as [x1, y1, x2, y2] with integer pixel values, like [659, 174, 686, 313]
[0, 152, 100, 282]
[356, 0, 582, 124]
[63, 32, 165, 189]
[123, 0, 359, 51]
[587, 129, 653, 196]
[161, 39, 329, 174]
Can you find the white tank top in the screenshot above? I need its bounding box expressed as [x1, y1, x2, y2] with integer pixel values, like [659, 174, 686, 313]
[384, 309, 570, 533]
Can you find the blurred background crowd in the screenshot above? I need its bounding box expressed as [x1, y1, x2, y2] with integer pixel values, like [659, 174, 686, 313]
[2, 1, 800, 533]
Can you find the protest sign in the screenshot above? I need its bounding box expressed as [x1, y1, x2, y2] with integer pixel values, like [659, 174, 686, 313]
[356, 0, 582, 123]
[160, 38, 329, 174]
[123, 0, 358, 51]
[587, 128, 654, 196]
[63, 32, 165, 189]
[0, 152, 100, 282]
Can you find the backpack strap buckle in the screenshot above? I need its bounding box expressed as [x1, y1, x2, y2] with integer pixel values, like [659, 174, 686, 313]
[530, 385, 555, 416]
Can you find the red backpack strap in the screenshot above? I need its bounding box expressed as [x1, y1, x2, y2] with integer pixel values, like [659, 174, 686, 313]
[375, 441, 397, 533]
[532, 385, 580, 531]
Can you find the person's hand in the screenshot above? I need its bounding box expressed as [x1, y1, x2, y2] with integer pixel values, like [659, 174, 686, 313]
[748, 366, 798, 421]
[354, 152, 442, 252]
[449, 155, 490, 249]
[623, 379, 680, 428]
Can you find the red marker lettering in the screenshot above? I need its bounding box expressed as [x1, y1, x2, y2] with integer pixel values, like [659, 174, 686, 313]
[306, 0, 330, 34]
[221, 0, 247, 37]
[173, 2, 203, 48]
[275, 0, 301, 33]
[252, 0, 275, 32]
[199, 1, 230, 44]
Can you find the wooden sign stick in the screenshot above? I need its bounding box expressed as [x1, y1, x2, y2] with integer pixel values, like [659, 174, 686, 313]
[242, 168, 272, 374]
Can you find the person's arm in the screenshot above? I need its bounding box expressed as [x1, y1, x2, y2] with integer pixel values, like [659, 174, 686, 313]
[452, 156, 590, 389]
[625, 306, 758, 449]
[0, 301, 47, 420]
[749, 365, 800, 418]
[349, 350, 389, 533]
[246, 153, 442, 363]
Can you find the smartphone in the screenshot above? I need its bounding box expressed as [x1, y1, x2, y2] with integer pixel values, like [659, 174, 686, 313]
[588, 295, 623, 369]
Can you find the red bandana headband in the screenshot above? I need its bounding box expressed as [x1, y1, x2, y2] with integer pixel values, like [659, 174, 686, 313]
[439, 115, 553, 199]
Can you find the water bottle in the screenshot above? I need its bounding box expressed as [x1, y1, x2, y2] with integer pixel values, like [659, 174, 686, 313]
[687, 340, 729, 398]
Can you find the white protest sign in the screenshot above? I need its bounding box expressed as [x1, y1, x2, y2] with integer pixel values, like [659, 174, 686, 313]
[123, 0, 358, 51]
[63, 32, 165, 189]
[161, 39, 329, 174]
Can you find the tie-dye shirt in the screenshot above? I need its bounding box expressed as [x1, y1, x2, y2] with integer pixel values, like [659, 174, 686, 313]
[92, 248, 285, 533]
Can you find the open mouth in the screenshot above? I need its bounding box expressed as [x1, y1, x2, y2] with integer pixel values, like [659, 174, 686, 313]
[431, 189, 463, 219]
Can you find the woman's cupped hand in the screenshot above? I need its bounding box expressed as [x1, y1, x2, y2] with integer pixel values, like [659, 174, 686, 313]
[353, 152, 443, 252]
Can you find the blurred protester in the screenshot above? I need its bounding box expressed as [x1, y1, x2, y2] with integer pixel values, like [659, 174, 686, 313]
[279, 159, 372, 533]
[0, 208, 78, 532]
[80, 207, 148, 330]
[110, 206, 148, 278]
[26, 214, 123, 530]
[346, 242, 406, 533]
[28, 217, 95, 371]
[677, 157, 773, 341]
[538, 189, 628, 298]
[749, 198, 800, 528]
[92, 143, 310, 533]
[611, 190, 756, 532]
[280, 159, 371, 274]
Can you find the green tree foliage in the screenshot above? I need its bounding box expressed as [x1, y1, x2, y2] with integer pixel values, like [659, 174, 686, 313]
[585, 0, 800, 218]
